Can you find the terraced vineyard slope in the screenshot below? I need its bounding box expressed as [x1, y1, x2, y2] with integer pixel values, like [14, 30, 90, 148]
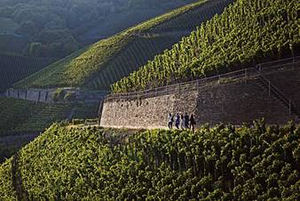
[112, 0, 300, 93]
[0, 97, 72, 136]
[0, 97, 99, 136]
[1, 121, 300, 200]
[0, 54, 53, 92]
[14, 0, 233, 90]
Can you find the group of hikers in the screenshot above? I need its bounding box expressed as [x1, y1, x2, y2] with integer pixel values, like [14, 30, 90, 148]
[168, 113, 196, 132]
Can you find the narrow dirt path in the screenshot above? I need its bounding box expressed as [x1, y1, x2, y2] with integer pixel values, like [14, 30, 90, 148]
[11, 153, 28, 201]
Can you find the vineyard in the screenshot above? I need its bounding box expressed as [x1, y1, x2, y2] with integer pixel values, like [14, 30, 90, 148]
[0, 121, 300, 200]
[112, 0, 300, 93]
[0, 98, 99, 136]
[0, 97, 73, 136]
[14, 0, 232, 90]
[0, 54, 53, 92]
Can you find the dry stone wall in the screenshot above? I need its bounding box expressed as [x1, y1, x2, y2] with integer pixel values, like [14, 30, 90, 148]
[100, 76, 297, 129]
[5, 88, 107, 103]
[101, 94, 176, 129]
[265, 68, 300, 113]
[6, 88, 56, 103]
[195, 79, 294, 125]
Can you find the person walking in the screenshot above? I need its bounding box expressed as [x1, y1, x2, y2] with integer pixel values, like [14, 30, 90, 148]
[184, 113, 190, 129]
[175, 113, 180, 129]
[180, 114, 185, 130]
[168, 113, 174, 129]
[190, 114, 196, 133]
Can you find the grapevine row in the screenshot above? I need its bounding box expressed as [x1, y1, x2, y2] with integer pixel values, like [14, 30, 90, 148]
[1, 121, 299, 200]
[112, 0, 299, 93]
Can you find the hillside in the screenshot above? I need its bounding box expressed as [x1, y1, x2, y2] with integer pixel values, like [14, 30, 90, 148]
[0, 97, 100, 163]
[14, 0, 233, 90]
[1, 121, 300, 200]
[0, 97, 99, 136]
[0, 54, 53, 92]
[0, 97, 72, 136]
[0, 0, 197, 58]
[112, 0, 300, 93]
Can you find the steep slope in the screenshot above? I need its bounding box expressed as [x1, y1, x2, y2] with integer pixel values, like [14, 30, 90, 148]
[0, 122, 300, 200]
[0, 97, 72, 136]
[0, 54, 53, 92]
[0, 0, 197, 58]
[112, 0, 300, 93]
[0, 97, 98, 136]
[14, 0, 233, 90]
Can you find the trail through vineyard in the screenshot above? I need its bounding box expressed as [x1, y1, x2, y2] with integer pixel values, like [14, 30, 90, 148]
[11, 153, 28, 201]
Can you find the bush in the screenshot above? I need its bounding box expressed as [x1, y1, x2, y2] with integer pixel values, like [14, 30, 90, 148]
[64, 92, 76, 102]
[52, 88, 65, 102]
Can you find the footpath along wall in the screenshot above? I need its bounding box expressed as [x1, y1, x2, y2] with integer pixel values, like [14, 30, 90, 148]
[100, 58, 300, 129]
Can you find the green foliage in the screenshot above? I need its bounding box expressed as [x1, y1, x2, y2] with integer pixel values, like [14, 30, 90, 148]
[64, 91, 76, 102]
[1, 122, 300, 200]
[0, 35, 28, 55]
[112, 0, 299, 93]
[0, 145, 20, 164]
[71, 103, 100, 120]
[0, 0, 197, 58]
[14, 0, 230, 90]
[0, 159, 17, 200]
[0, 17, 19, 33]
[0, 97, 72, 136]
[52, 88, 65, 102]
[0, 97, 100, 136]
[0, 53, 53, 92]
[52, 89, 77, 102]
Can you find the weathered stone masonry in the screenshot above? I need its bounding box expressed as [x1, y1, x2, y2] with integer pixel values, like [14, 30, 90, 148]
[100, 71, 298, 129]
[5, 88, 107, 103]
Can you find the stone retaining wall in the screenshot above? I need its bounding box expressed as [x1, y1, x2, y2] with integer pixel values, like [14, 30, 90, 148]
[5, 88, 107, 103]
[6, 88, 56, 103]
[100, 77, 297, 129]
